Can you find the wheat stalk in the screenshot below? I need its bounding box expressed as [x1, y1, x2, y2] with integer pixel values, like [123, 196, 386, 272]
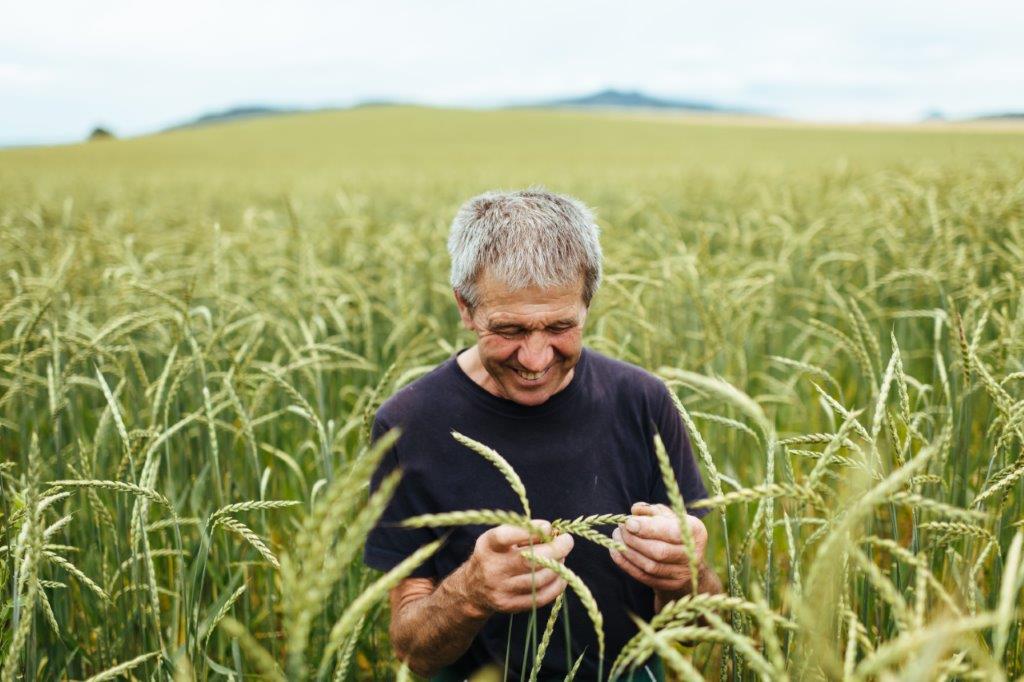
[690, 483, 822, 511]
[210, 499, 300, 521]
[213, 516, 280, 569]
[319, 538, 444, 673]
[552, 513, 629, 531]
[852, 614, 1000, 680]
[332, 616, 365, 682]
[652, 433, 699, 595]
[527, 592, 563, 682]
[890, 492, 988, 522]
[82, 651, 162, 682]
[202, 582, 248, 647]
[43, 550, 109, 601]
[451, 431, 531, 517]
[628, 616, 704, 682]
[521, 550, 605, 673]
[401, 509, 538, 534]
[919, 521, 995, 544]
[850, 546, 914, 632]
[219, 616, 286, 681]
[973, 456, 1024, 507]
[50, 479, 171, 509]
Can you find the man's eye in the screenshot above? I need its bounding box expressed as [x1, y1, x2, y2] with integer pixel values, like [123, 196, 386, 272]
[547, 325, 573, 334]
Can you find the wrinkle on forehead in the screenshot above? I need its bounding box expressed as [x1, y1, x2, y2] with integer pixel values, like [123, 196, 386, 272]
[479, 299, 585, 334]
[473, 269, 585, 313]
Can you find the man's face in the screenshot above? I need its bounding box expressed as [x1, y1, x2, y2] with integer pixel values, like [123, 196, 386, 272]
[457, 270, 588, 407]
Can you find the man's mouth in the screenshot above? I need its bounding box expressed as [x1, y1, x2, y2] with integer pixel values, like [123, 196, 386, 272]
[513, 367, 550, 381]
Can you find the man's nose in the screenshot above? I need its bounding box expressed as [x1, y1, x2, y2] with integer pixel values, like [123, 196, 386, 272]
[518, 332, 554, 372]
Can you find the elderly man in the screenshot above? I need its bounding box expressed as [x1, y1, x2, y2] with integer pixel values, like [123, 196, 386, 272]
[364, 188, 722, 681]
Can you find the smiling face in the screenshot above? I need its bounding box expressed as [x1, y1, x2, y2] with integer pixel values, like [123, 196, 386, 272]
[456, 269, 588, 406]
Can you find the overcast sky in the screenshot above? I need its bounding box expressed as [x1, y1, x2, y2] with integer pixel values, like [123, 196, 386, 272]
[3, 0, 1023, 145]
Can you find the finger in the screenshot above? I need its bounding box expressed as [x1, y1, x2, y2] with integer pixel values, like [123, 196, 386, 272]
[507, 567, 560, 594]
[522, 533, 574, 560]
[528, 519, 553, 538]
[513, 521, 557, 549]
[518, 534, 574, 567]
[617, 526, 687, 565]
[608, 545, 646, 583]
[486, 524, 534, 550]
[613, 528, 686, 578]
[622, 514, 682, 543]
[631, 501, 675, 517]
[609, 545, 689, 592]
[534, 576, 568, 606]
[513, 577, 567, 611]
[633, 505, 708, 538]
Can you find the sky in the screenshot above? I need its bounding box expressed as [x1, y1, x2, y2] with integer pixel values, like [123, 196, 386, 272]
[2, 0, 1023, 145]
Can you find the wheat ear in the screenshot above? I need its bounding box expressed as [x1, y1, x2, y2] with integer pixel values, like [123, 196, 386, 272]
[521, 551, 605, 673]
[628, 616, 704, 682]
[527, 592, 563, 682]
[452, 431, 531, 517]
[212, 516, 280, 569]
[219, 616, 286, 681]
[319, 538, 444, 673]
[202, 582, 248, 648]
[82, 651, 162, 682]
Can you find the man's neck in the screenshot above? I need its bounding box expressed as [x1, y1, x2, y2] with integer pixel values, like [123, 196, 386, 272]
[456, 346, 495, 393]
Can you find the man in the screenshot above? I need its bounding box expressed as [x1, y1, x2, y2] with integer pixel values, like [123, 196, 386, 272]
[364, 188, 722, 680]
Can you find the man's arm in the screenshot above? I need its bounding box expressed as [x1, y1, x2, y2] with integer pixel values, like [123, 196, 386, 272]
[388, 566, 490, 677]
[387, 522, 573, 678]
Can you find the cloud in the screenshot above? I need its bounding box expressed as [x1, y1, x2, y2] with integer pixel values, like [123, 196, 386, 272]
[1, 0, 1022, 143]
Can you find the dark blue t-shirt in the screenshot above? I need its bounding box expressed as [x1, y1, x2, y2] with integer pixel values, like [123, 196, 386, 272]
[363, 348, 709, 680]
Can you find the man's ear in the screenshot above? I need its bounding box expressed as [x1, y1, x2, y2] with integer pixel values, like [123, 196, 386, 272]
[454, 290, 476, 331]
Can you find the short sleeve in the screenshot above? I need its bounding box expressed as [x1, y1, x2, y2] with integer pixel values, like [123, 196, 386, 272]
[647, 384, 711, 518]
[362, 415, 440, 578]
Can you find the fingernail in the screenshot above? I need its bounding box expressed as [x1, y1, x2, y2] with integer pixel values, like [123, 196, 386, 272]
[625, 518, 640, 533]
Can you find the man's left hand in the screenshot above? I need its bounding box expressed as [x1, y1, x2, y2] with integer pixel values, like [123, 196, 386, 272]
[609, 502, 708, 595]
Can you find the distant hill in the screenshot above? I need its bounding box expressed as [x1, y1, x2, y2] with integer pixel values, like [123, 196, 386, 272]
[164, 90, 751, 133]
[519, 88, 747, 114]
[972, 112, 1024, 121]
[166, 101, 409, 132]
[164, 105, 306, 132]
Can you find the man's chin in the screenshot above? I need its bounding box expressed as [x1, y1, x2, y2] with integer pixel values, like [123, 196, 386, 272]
[495, 375, 554, 406]
[506, 388, 554, 407]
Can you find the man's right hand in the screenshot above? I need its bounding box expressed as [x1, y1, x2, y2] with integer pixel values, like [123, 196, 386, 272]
[461, 520, 573, 617]
[388, 520, 573, 676]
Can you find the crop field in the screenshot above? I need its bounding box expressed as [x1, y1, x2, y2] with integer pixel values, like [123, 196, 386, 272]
[2, 107, 1024, 680]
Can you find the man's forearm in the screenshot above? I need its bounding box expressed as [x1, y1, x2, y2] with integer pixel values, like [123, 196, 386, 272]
[653, 561, 723, 613]
[390, 562, 491, 677]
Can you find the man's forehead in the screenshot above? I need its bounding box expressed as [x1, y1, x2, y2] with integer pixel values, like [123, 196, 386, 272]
[485, 306, 581, 328]
[475, 269, 585, 309]
[478, 289, 584, 326]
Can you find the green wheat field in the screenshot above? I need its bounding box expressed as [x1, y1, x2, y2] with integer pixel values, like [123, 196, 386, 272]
[2, 107, 1024, 680]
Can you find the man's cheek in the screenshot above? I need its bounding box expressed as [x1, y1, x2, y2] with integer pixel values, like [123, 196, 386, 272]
[554, 331, 583, 358]
[480, 337, 515, 360]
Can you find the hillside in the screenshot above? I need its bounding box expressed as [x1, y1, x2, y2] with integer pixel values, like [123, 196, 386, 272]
[2, 106, 1023, 206]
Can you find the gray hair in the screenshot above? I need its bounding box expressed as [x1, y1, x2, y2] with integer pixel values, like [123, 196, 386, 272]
[447, 187, 603, 308]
